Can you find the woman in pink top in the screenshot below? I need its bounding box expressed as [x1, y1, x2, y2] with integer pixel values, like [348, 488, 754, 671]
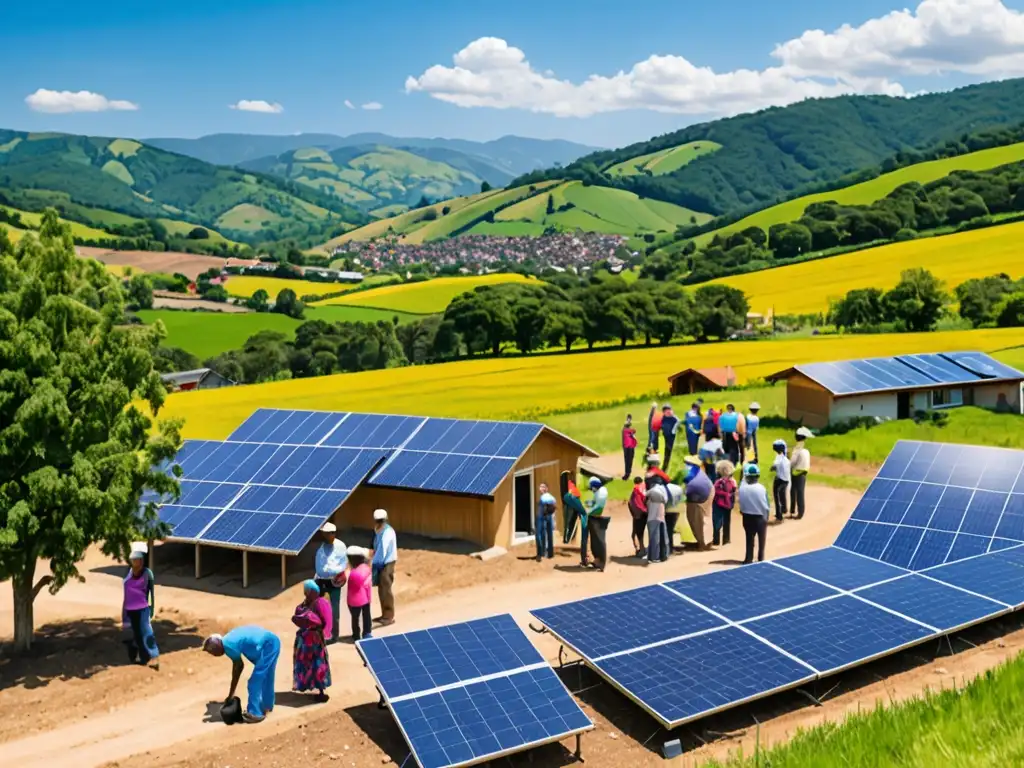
[291, 580, 332, 701]
[346, 545, 373, 640]
[122, 549, 159, 668]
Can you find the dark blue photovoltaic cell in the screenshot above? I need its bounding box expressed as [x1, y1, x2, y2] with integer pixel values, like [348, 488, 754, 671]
[320, 413, 426, 449]
[942, 351, 1024, 381]
[776, 547, 907, 590]
[392, 667, 591, 768]
[848, 522, 895, 560]
[594, 627, 814, 726]
[857, 574, 1006, 631]
[166, 507, 220, 539]
[359, 615, 543, 699]
[746, 596, 933, 674]
[900, 353, 982, 384]
[925, 548, 1024, 606]
[530, 586, 723, 659]
[948, 533, 991, 563]
[995, 494, 1024, 541]
[977, 451, 1024, 493]
[908, 530, 956, 571]
[665, 563, 838, 622]
[876, 441, 922, 479]
[879, 526, 925, 568]
[834, 519, 869, 550]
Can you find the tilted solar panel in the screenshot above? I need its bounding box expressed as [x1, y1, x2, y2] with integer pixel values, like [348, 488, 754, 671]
[358, 615, 592, 768]
[942, 351, 1024, 381]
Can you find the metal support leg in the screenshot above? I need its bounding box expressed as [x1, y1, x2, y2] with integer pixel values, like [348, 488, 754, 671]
[574, 732, 584, 763]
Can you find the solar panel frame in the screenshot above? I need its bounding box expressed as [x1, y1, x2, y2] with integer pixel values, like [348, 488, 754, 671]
[357, 615, 592, 768]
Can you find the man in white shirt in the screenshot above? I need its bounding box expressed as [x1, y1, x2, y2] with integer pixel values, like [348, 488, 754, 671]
[314, 522, 347, 643]
[369, 509, 398, 626]
[790, 427, 813, 520]
[770, 439, 791, 522]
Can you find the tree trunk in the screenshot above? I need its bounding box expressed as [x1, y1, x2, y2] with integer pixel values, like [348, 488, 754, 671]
[12, 561, 36, 652]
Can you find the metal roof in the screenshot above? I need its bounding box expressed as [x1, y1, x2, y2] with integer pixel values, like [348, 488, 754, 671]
[768, 351, 1024, 397]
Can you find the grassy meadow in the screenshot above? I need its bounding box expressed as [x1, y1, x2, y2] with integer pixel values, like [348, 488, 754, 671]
[312, 273, 538, 313]
[605, 140, 722, 177]
[706, 650, 1024, 768]
[154, 326, 1024, 440]
[717, 220, 1024, 315]
[142, 305, 420, 359]
[221, 274, 396, 299]
[695, 141, 1024, 247]
[3, 210, 114, 244]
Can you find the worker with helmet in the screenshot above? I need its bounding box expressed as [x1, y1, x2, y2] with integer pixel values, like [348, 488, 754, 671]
[738, 463, 771, 564]
[585, 477, 610, 571]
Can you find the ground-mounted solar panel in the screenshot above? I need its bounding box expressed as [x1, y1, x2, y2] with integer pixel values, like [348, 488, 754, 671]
[774, 547, 908, 591]
[834, 441, 1024, 570]
[358, 615, 592, 768]
[855, 574, 1008, 632]
[924, 546, 1024, 606]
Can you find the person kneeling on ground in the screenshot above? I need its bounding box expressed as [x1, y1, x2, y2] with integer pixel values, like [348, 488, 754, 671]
[204, 626, 281, 723]
[291, 580, 332, 702]
[739, 464, 770, 564]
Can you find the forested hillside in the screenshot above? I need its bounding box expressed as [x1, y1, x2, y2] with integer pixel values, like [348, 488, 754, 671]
[0, 129, 368, 245]
[512, 78, 1024, 216]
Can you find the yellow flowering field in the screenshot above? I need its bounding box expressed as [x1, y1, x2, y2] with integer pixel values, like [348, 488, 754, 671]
[221, 275, 350, 299]
[159, 327, 1024, 440]
[718, 221, 1024, 316]
[313, 273, 538, 313]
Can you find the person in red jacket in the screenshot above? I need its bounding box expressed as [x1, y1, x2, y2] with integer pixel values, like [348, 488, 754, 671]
[628, 476, 647, 557]
[621, 414, 637, 480]
[647, 402, 663, 453]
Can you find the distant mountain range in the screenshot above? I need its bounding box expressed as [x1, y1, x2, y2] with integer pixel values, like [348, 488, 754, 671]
[144, 133, 600, 178]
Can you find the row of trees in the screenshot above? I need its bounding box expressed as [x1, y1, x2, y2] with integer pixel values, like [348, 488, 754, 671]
[677, 159, 1024, 284]
[194, 274, 751, 385]
[827, 268, 1024, 332]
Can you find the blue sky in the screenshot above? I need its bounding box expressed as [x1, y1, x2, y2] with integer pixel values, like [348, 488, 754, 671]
[3, 0, 1022, 147]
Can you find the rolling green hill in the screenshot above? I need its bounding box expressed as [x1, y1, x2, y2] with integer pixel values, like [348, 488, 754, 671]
[0, 128, 368, 245]
[513, 78, 1024, 218]
[241, 144, 511, 213]
[605, 141, 721, 178]
[327, 179, 710, 245]
[688, 140, 1024, 248]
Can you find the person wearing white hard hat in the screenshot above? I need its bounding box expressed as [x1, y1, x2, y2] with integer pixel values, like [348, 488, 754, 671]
[739, 464, 770, 563]
[746, 402, 761, 464]
[790, 428, 814, 520]
[770, 439, 790, 521]
[345, 546, 373, 640]
[369, 509, 397, 626]
[122, 549, 159, 668]
[313, 522, 347, 643]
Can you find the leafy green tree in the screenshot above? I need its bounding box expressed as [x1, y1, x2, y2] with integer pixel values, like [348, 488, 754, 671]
[246, 288, 271, 312]
[829, 288, 885, 330]
[187, 227, 210, 240]
[273, 288, 305, 319]
[153, 346, 201, 373]
[883, 268, 949, 331]
[546, 194, 555, 215]
[693, 284, 749, 340]
[203, 285, 229, 302]
[480, 181, 492, 193]
[768, 223, 812, 259]
[0, 211, 181, 651]
[543, 303, 585, 352]
[126, 273, 154, 309]
[996, 292, 1024, 327]
[956, 274, 1015, 327]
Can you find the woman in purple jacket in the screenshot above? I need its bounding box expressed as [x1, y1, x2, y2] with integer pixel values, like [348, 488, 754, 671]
[123, 549, 159, 668]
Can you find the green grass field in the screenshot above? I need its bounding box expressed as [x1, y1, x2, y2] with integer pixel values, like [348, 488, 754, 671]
[707, 650, 1024, 768]
[141, 304, 421, 359]
[2, 208, 114, 243]
[313, 273, 538, 313]
[216, 203, 283, 232]
[694, 141, 1024, 247]
[156, 218, 238, 245]
[605, 141, 722, 177]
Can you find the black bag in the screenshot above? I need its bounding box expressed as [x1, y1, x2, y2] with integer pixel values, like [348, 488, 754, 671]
[220, 696, 244, 725]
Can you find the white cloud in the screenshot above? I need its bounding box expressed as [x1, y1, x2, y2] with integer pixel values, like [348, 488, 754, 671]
[344, 99, 355, 109]
[361, 101, 383, 110]
[25, 88, 138, 114]
[229, 99, 284, 114]
[405, 0, 1024, 118]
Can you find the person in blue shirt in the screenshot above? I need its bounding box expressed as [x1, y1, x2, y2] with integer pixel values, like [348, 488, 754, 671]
[203, 626, 281, 723]
[370, 509, 398, 626]
[660, 405, 680, 471]
[684, 403, 703, 456]
[745, 402, 761, 464]
[718, 404, 741, 465]
[536, 484, 557, 560]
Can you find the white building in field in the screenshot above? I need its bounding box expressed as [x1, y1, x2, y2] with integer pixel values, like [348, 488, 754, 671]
[768, 351, 1024, 429]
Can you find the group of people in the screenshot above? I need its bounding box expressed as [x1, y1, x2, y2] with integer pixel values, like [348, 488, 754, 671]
[121, 508, 401, 725]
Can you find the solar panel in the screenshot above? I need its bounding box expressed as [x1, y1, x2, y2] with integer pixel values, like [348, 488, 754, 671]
[774, 547, 908, 591]
[834, 441, 1024, 570]
[855, 574, 1008, 632]
[942, 351, 1024, 381]
[593, 627, 815, 727]
[531, 585, 725, 659]
[358, 615, 592, 768]
[924, 547, 1024, 606]
[744, 595, 934, 674]
[155, 443, 385, 554]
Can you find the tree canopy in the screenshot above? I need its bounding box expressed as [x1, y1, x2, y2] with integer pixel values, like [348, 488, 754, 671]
[0, 212, 182, 651]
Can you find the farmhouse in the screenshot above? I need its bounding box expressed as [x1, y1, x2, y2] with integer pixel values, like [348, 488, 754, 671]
[160, 368, 234, 392]
[152, 409, 597, 587]
[768, 351, 1024, 428]
[668, 366, 737, 395]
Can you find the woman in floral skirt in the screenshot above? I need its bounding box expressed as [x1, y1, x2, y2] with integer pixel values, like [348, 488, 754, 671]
[291, 579, 332, 702]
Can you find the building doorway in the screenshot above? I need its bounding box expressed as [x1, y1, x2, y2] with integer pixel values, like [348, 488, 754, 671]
[513, 472, 534, 542]
[897, 392, 911, 420]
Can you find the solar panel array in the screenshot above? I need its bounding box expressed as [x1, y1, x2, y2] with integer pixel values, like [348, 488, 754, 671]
[358, 615, 592, 768]
[529, 441, 1024, 729]
[153, 409, 548, 554]
[793, 351, 1023, 396]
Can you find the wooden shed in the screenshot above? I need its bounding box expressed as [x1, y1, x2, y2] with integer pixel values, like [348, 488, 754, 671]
[668, 366, 736, 396]
[335, 427, 597, 549]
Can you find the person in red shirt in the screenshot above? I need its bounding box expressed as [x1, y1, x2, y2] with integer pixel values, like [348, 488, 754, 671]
[627, 476, 648, 557]
[621, 414, 637, 480]
[647, 402, 663, 453]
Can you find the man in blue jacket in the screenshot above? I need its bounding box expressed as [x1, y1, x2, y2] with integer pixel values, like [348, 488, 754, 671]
[684, 402, 703, 456]
[660, 405, 680, 471]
